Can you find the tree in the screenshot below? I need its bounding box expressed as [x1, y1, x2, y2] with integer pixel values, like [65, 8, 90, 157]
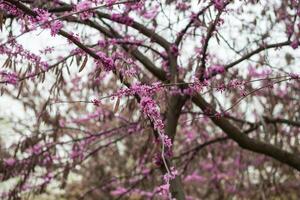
[0, 0, 300, 199]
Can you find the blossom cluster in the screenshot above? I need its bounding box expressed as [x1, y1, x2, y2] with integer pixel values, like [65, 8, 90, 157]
[170, 44, 179, 56]
[0, 2, 23, 17]
[96, 51, 115, 71]
[0, 41, 49, 71]
[0, 70, 18, 85]
[116, 83, 163, 97]
[157, 167, 178, 198]
[27, 8, 63, 36]
[1, 2, 64, 36]
[182, 79, 207, 95]
[248, 66, 272, 78]
[141, 5, 159, 19]
[176, 2, 191, 11]
[140, 96, 165, 135]
[93, 50, 140, 74]
[75, 0, 93, 20]
[205, 64, 225, 78]
[213, 0, 226, 11]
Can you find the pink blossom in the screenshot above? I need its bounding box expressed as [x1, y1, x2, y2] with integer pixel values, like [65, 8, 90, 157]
[40, 46, 54, 54]
[96, 52, 115, 71]
[184, 173, 206, 183]
[35, 9, 51, 24]
[286, 24, 294, 36]
[59, 119, 66, 127]
[184, 130, 196, 142]
[183, 79, 204, 95]
[76, 1, 93, 20]
[176, 2, 191, 11]
[91, 98, 100, 106]
[4, 158, 16, 166]
[43, 173, 53, 184]
[98, 39, 107, 48]
[31, 8, 63, 37]
[228, 79, 244, 89]
[275, 88, 288, 98]
[0, 3, 23, 17]
[105, 0, 118, 6]
[140, 96, 165, 134]
[170, 44, 179, 56]
[248, 66, 272, 78]
[206, 65, 225, 77]
[0, 71, 18, 85]
[157, 183, 170, 196]
[291, 39, 299, 49]
[213, 0, 225, 11]
[50, 21, 63, 36]
[70, 143, 85, 160]
[190, 12, 198, 21]
[142, 168, 151, 175]
[142, 5, 159, 19]
[30, 143, 42, 155]
[111, 187, 127, 196]
[72, 110, 103, 123]
[162, 134, 172, 148]
[163, 167, 178, 183]
[201, 162, 214, 170]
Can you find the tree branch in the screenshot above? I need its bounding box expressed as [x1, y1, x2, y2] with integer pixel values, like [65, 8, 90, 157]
[175, 3, 212, 46]
[192, 94, 300, 171]
[196, 10, 223, 80]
